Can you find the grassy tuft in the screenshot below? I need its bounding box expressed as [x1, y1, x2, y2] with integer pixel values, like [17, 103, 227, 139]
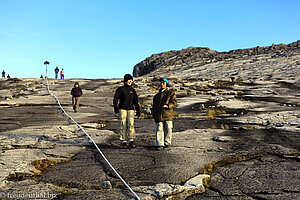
[205, 108, 226, 119]
[32, 159, 58, 173]
[200, 162, 214, 174]
[202, 176, 211, 188]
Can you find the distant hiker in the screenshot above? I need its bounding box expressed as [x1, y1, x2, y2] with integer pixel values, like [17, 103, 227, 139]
[7, 74, 10, 79]
[40, 75, 43, 79]
[2, 70, 5, 78]
[113, 74, 140, 148]
[54, 67, 59, 79]
[60, 69, 65, 79]
[152, 78, 177, 150]
[70, 82, 83, 112]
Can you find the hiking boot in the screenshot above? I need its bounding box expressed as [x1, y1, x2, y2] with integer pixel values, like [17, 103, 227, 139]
[156, 146, 164, 150]
[121, 142, 127, 147]
[129, 141, 136, 148]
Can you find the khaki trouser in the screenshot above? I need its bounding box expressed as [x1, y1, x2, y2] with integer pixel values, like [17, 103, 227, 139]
[119, 109, 135, 142]
[72, 97, 80, 111]
[156, 121, 173, 147]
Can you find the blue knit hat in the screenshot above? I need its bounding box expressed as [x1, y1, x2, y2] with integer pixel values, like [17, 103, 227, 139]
[160, 78, 169, 86]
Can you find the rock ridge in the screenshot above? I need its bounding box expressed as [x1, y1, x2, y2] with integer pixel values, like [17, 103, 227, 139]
[133, 40, 300, 79]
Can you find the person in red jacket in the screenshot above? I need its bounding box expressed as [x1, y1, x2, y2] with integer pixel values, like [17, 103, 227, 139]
[113, 74, 140, 148]
[70, 82, 83, 112]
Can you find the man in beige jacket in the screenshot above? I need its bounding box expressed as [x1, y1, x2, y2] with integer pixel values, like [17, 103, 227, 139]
[152, 78, 177, 149]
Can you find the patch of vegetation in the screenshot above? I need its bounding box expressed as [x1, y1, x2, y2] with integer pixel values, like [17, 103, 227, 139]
[180, 163, 213, 188]
[91, 119, 107, 126]
[214, 155, 247, 168]
[198, 155, 256, 176]
[149, 84, 159, 92]
[150, 77, 161, 82]
[13, 92, 26, 98]
[200, 162, 214, 174]
[211, 125, 218, 129]
[139, 113, 151, 119]
[8, 104, 19, 108]
[187, 154, 259, 189]
[203, 85, 210, 90]
[32, 157, 73, 175]
[6, 172, 33, 181]
[32, 159, 59, 174]
[220, 124, 230, 130]
[180, 177, 190, 184]
[217, 89, 224, 93]
[112, 180, 123, 189]
[87, 119, 108, 129]
[60, 186, 73, 195]
[202, 176, 211, 188]
[205, 108, 226, 119]
[246, 124, 256, 130]
[172, 78, 184, 84]
[79, 183, 92, 190]
[181, 113, 203, 117]
[7, 78, 22, 82]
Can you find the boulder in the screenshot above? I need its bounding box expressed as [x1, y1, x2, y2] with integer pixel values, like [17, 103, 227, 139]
[133, 174, 210, 199]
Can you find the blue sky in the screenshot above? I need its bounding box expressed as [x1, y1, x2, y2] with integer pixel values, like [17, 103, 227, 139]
[0, 0, 299, 79]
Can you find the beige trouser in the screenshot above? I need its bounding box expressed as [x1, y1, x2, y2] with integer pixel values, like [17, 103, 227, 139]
[156, 121, 173, 147]
[72, 97, 80, 111]
[119, 109, 135, 142]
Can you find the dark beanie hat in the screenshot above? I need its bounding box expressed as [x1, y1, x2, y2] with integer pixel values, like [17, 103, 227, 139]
[124, 74, 133, 82]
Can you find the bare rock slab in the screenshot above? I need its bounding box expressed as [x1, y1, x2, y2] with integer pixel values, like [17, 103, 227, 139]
[133, 174, 210, 199]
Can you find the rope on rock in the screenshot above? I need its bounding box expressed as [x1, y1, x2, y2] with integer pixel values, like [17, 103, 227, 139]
[45, 79, 140, 200]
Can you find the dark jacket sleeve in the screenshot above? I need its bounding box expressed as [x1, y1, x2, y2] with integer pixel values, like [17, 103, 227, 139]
[113, 88, 120, 110]
[133, 90, 140, 112]
[152, 93, 159, 122]
[79, 88, 83, 96]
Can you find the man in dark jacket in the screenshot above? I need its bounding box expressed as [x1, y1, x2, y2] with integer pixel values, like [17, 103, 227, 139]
[54, 67, 59, 79]
[113, 74, 140, 148]
[153, 78, 177, 149]
[71, 82, 83, 112]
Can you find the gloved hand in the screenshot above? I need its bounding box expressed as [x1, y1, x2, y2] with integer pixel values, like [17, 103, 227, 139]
[114, 108, 119, 114]
[136, 111, 140, 118]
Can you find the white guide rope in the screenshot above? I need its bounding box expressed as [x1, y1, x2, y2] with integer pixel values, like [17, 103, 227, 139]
[45, 79, 140, 200]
